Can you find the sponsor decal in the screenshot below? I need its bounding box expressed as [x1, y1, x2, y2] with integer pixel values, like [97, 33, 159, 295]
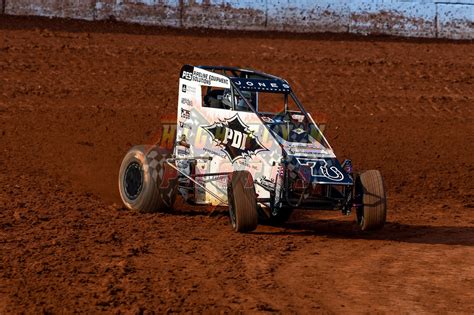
[231, 78, 291, 93]
[181, 108, 190, 120]
[181, 84, 196, 94]
[202, 114, 268, 163]
[296, 158, 345, 182]
[181, 97, 193, 107]
[203, 147, 226, 158]
[179, 121, 192, 130]
[292, 128, 306, 135]
[181, 70, 193, 81]
[181, 66, 229, 87]
[261, 116, 274, 123]
[291, 114, 305, 122]
[177, 148, 189, 156]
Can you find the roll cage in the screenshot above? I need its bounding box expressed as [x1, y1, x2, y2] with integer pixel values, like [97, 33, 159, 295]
[196, 65, 330, 148]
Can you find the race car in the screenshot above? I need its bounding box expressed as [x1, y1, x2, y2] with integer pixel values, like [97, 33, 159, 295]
[118, 65, 387, 233]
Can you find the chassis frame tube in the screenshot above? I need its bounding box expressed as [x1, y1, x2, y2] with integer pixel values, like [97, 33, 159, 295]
[166, 158, 228, 205]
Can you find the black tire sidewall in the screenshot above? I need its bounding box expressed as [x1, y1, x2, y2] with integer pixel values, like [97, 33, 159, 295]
[227, 178, 237, 229]
[118, 146, 176, 213]
[119, 147, 154, 211]
[355, 170, 387, 231]
[227, 171, 258, 232]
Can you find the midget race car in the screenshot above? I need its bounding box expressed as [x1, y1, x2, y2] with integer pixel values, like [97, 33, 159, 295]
[118, 65, 387, 233]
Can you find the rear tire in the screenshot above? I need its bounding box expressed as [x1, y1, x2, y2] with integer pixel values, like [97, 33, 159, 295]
[118, 145, 177, 213]
[355, 170, 387, 231]
[227, 171, 258, 232]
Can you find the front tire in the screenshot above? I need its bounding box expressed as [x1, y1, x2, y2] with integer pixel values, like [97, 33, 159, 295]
[355, 170, 387, 231]
[227, 171, 258, 232]
[118, 145, 177, 213]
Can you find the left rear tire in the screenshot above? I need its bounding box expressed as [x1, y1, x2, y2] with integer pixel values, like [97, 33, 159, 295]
[118, 145, 177, 213]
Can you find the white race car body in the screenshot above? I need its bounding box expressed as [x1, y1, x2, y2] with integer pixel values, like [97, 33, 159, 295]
[174, 65, 353, 209]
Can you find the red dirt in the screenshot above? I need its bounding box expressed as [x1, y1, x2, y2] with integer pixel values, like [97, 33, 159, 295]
[0, 16, 473, 313]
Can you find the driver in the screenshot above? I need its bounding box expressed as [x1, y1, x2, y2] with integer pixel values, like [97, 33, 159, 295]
[222, 89, 252, 111]
[221, 89, 233, 109]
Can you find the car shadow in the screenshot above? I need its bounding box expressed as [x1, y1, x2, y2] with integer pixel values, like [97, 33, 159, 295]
[255, 219, 474, 246]
[155, 205, 474, 247]
[169, 206, 228, 218]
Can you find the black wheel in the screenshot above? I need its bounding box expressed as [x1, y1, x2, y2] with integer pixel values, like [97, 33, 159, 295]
[355, 170, 387, 231]
[119, 145, 177, 213]
[227, 170, 258, 232]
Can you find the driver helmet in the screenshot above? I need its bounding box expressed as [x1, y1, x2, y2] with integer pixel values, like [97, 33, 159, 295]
[222, 89, 252, 111]
[222, 89, 233, 109]
[235, 91, 252, 111]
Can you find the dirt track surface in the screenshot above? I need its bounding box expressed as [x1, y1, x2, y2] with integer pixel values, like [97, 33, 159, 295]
[1, 16, 473, 313]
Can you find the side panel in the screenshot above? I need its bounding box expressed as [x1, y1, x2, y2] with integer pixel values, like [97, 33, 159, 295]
[200, 109, 282, 206]
[175, 73, 282, 206]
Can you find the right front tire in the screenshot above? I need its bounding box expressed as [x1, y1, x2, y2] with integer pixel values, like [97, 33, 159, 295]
[355, 170, 387, 231]
[227, 171, 258, 232]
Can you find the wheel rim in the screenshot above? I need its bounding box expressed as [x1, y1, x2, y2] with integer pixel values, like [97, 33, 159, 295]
[124, 162, 143, 200]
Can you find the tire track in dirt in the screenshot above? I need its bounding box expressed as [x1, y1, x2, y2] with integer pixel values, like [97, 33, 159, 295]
[276, 237, 474, 313]
[271, 208, 474, 313]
